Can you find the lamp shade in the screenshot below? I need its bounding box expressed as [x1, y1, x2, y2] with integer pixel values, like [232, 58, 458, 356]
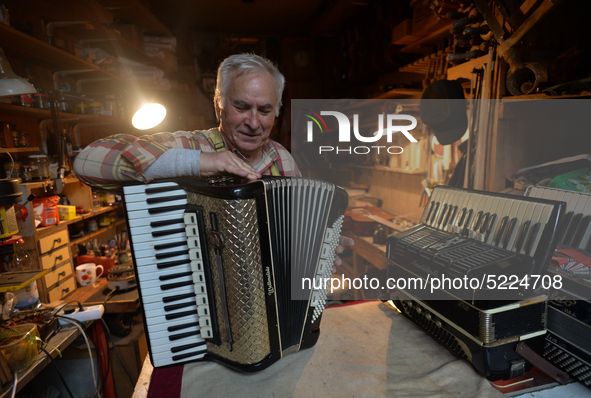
[0, 48, 36, 97]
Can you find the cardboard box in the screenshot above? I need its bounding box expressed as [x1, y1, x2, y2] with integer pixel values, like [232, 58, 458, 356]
[57, 205, 76, 221]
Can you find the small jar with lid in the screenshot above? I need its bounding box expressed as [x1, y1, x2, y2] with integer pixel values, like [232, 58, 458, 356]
[28, 154, 50, 181]
[56, 90, 72, 113]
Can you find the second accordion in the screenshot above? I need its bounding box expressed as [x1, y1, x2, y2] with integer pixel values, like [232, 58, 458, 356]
[122, 177, 348, 371]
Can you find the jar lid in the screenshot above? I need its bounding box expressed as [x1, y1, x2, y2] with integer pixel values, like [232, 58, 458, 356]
[28, 154, 48, 158]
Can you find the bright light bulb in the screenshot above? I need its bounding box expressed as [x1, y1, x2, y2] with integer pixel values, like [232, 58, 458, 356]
[132, 103, 167, 130]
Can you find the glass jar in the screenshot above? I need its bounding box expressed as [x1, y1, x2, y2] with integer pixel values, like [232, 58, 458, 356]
[19, 165, 32, 182]
[32, 93, 49, 109]
[28, 154, 50, 180]
[3, 161, 19, 179]
[56, 90, 72, 113]
[18, 131, 30, 147]
[92, 192, 101, 210]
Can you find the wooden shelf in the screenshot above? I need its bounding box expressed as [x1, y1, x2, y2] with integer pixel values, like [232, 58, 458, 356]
[0, 23, 111, 75]
[373, 88, 423, 100]
[34, 204, 122, 235]
[0, 103, 128, 125]
[400, 25, 451, 55]
[70, 218, 126, 246]
[501, 91, 591, 100]
[354, 165, 425, 175]
[1, 147, 40, 153]
[446, 54, 488, 81]
[3, 0, 113, 25]
[55, 23, 172, 72]
[97, 0, 173, 37]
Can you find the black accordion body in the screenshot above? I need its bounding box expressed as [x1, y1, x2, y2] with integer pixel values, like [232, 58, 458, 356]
[385, 185, 566, 380]
[123, 177, 348, 371]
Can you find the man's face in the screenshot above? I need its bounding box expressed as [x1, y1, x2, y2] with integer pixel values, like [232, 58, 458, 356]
[218, 71, 277, 163]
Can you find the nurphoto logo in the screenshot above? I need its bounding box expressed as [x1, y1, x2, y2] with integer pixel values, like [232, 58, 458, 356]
[304, 110, 418, 155]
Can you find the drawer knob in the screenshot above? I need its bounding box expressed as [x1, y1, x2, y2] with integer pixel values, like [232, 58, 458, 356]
[62, 287, 70, 296]
[58, 271, 66, 277]
[54, 255, 63, 264]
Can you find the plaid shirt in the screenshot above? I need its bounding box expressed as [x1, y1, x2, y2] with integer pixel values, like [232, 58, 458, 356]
[74, 128, 300, 191]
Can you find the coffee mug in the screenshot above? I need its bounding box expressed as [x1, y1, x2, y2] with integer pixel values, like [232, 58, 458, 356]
[75, 263, 104, 287]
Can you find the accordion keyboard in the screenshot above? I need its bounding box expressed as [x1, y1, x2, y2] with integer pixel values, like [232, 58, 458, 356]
[527, 186, 591, 252]
[388, 186, 565, 286]
[123, 182, 208, 367]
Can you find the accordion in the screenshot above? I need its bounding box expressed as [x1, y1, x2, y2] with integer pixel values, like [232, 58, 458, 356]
[384, 186, 566, 380]
[122, 177, 348, 371]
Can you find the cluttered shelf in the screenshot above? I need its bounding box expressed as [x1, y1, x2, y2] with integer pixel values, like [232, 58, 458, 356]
[0, 103, 128, 125]
[1, 147, 40, 154]
[34, 204, 122, 235]
[70, 219, 125, 247]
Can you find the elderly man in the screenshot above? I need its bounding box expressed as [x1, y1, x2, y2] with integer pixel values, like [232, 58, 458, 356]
[74, 53, 352, 263]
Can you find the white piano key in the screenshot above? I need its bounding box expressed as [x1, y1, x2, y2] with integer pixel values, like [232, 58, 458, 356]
[129, 230, 188, 244]
[126, 206, 186, 221]
[136, 265, 193, 282]
[130, 237, 189, 257]
[141, 284, 196, 303]
[144, 307, 200, 327]
[135, 251, 190, 267]
[148, 325, 202, 343]
[145, 317, 200, 334]
[127, 212, 187, 228]
[128, 222, 187, 237]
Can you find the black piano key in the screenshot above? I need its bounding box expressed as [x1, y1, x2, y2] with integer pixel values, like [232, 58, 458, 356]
[159, 271, 193, 281]
[479, 213, 490, 234]
[425, 202, 435, 224]
[152, 228, 187, 238]
[443, 205, 456, 228]
[171, 342, 206, 354]
[163, 293, 196, 303]
[524, 222, 541, 257]
[502, 217, 518, 249]
[457, 208, 468, 229]
[494, 216, 509, 246]
[149, 204, 186, 215]
[461, 209, 474, 236]
[557, 211, 574, 242]
[514, 220, 530, 253]
[172, 347, 208, 361]
[164, 300, 197, 312]
[161, 280, 194, 291]
[157, 258, 191, 269]
[437, 204, 448, 227]
[146, 194, 187, 204]
[165, 309, 198, 320]
[472, 211, 484, 231]
[145, 186, 180, 194]
[563, 213, 583, 245]
[151, 218, 184, 228]
[484, 214, 497, 240]
[155, 249, 190, 260]
[154, 241, 187, 251]
[571, 215, 591, 248]
[168, 321, 200, 332]
[169, 330, 202, 341]
[429, 202, 440, 224]
[585, 235, 591, 253]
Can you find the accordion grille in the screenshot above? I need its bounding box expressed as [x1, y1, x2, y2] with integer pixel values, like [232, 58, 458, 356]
[188, 193, 271, 365]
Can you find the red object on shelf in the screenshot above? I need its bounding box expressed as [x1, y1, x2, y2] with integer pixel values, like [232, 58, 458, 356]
[75, 255, 115, 274]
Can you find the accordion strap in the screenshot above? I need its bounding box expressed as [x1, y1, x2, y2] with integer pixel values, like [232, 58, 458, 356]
[209, 130, 281, 176]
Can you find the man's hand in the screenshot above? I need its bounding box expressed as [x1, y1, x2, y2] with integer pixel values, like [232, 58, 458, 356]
[199, 151, 261, 180]
[333, 236, 354, 271]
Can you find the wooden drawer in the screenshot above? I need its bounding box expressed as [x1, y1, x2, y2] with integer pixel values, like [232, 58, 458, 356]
[40, 246, 71, 271]
[48, 276, 76, 303]
[38, 229, 69, 254]
[44, 263, 73, 289]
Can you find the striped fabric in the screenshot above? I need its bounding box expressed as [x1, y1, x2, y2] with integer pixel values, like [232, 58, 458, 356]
[74, 128, 300, 191]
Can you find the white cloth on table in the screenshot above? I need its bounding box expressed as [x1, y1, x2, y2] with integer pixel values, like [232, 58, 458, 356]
[180, 301, 504, 398]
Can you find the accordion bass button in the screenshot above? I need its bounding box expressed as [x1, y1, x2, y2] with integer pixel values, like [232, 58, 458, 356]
[435, 320, 442, 328]
[425, 313, 432, 321]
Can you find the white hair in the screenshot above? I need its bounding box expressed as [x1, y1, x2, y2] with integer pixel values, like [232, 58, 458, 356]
[214, 53, 285, 117]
